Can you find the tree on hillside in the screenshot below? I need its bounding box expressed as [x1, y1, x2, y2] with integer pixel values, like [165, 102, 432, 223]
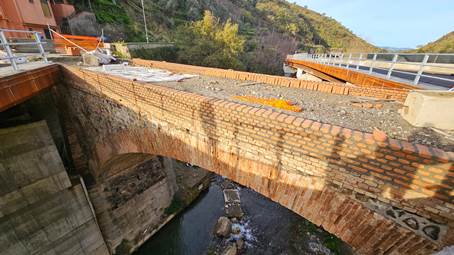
[174, 10, 245, 69]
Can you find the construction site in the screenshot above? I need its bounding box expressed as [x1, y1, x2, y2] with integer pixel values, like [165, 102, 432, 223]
[1, 1, 454, 255]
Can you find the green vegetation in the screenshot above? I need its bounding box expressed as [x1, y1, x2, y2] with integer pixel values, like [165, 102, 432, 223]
[72, 0, 380, 74]
[131, 46, 178, 62]
[175, 11, 245, 69]
[413, 31, 454, 53]
[255, 0, 378, 52]
[323, 235, 343, 255]
[114, 239, 132, 255]
[71, 0, 130, 24]
[291, 220, 345, 255]
[164, 195, 185, 215]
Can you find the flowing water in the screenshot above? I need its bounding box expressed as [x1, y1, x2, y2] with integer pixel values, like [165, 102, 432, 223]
[135, 176, 353, 255]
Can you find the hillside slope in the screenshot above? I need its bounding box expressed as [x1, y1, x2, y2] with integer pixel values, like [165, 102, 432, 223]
[414, 32, 454, 53]
[72, 0, 379, 73]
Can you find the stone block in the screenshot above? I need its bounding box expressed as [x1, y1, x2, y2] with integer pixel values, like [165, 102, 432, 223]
[400, 90, 454, 130]
[82, 53, 100, 66]
[223, 189, 241, 203]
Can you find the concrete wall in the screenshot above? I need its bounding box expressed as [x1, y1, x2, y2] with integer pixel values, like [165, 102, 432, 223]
[59, 65, 453, 254]
[0, 121, 109, 255]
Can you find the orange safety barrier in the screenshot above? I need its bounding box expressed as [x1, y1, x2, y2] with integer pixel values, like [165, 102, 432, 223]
[232, 96, 303, 112]
[53, 33, 103, 56]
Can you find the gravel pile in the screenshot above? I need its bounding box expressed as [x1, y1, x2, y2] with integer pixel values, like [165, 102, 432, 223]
[151, 75, 453, 151]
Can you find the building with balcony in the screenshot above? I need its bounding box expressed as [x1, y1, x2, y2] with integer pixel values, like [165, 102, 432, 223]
[0, 0, 75, 39]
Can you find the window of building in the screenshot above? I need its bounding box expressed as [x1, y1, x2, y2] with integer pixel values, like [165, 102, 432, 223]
[40, 0, 52, 17]
[44, 29, 52, 39]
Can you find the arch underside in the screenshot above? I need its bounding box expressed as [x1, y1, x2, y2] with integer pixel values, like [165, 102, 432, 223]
[92, 127, 440, 255]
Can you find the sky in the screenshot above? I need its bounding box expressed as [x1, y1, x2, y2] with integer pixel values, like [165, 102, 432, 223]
[295, 0, 454, 48]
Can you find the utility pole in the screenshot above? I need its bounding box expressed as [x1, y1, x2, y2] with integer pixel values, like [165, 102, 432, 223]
[140, 0, 149, 43]
[87, 0, 93, 12]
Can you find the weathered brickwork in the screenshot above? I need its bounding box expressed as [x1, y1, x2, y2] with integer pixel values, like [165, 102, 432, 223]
[132, 59, 410, 102]
[60, 65, 453, 254]
[286, 59, 418, 90]
[88, 155, 176, 254]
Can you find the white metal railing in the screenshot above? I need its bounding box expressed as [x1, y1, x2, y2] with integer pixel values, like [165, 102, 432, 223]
[289, 52, 454, 87]
[0, 29, 48, 71]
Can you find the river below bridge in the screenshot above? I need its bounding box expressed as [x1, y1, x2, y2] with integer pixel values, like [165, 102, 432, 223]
[134, 175, 353, 255]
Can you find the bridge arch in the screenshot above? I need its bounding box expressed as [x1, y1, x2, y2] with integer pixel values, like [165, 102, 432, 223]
[60, 65, 452, 255]
[90, 126, 436, 255]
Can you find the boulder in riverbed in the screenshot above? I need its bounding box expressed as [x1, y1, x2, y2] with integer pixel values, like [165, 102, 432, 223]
[214, 216, 232, 237]
[225, 203, 244, 218]
[221, 243, 237, 255]
[236, 238, 245, 250]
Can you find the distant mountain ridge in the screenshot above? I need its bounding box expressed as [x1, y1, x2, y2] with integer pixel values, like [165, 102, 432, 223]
[380, 46, 413, 52]
[72, 0, 380, 73]
[73, 0, 378, 51]
[412, 32, 454, 53]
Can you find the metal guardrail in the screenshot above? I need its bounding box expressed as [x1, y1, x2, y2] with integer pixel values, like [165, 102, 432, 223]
[0, 29, 48, 71]
[290, 52, 454, 86]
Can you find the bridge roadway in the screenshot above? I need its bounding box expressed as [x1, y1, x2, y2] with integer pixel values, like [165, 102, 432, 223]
[286, 58, 454, 90]
[342, 64, 453, 89]
[0, 60, 453, 255]
[0, 63, 60, 111]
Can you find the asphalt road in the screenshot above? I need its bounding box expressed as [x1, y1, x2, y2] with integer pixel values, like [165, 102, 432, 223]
[340, 64, 454, 89]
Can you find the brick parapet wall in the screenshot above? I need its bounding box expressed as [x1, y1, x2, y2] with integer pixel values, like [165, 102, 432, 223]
[61, 66, 454, 253]
[62, 65, 453, 223]
[132, 59, 410, 102]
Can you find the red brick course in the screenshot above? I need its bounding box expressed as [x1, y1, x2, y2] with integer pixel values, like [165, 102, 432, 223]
[61, 65, 453, 254]
[132, 59, 410, 102]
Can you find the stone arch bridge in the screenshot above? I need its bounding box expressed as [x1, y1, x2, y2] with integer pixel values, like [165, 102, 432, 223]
[55, 61, 453, 255]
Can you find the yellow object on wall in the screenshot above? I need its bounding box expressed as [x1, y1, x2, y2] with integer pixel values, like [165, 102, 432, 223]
[232, 96, 302, 112]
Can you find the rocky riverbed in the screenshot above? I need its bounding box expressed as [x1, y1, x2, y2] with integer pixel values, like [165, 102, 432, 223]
[134, 175, 353, 255]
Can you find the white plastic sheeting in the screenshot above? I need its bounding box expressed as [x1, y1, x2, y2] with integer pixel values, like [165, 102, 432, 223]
[87, 64, 197, 82]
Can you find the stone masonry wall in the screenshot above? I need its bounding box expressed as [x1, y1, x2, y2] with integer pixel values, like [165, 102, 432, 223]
[60, 65, 453, 254]
[57, 83, 178, 254]
[88, 156, 176, 254]
[132, 59, 410, 102]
